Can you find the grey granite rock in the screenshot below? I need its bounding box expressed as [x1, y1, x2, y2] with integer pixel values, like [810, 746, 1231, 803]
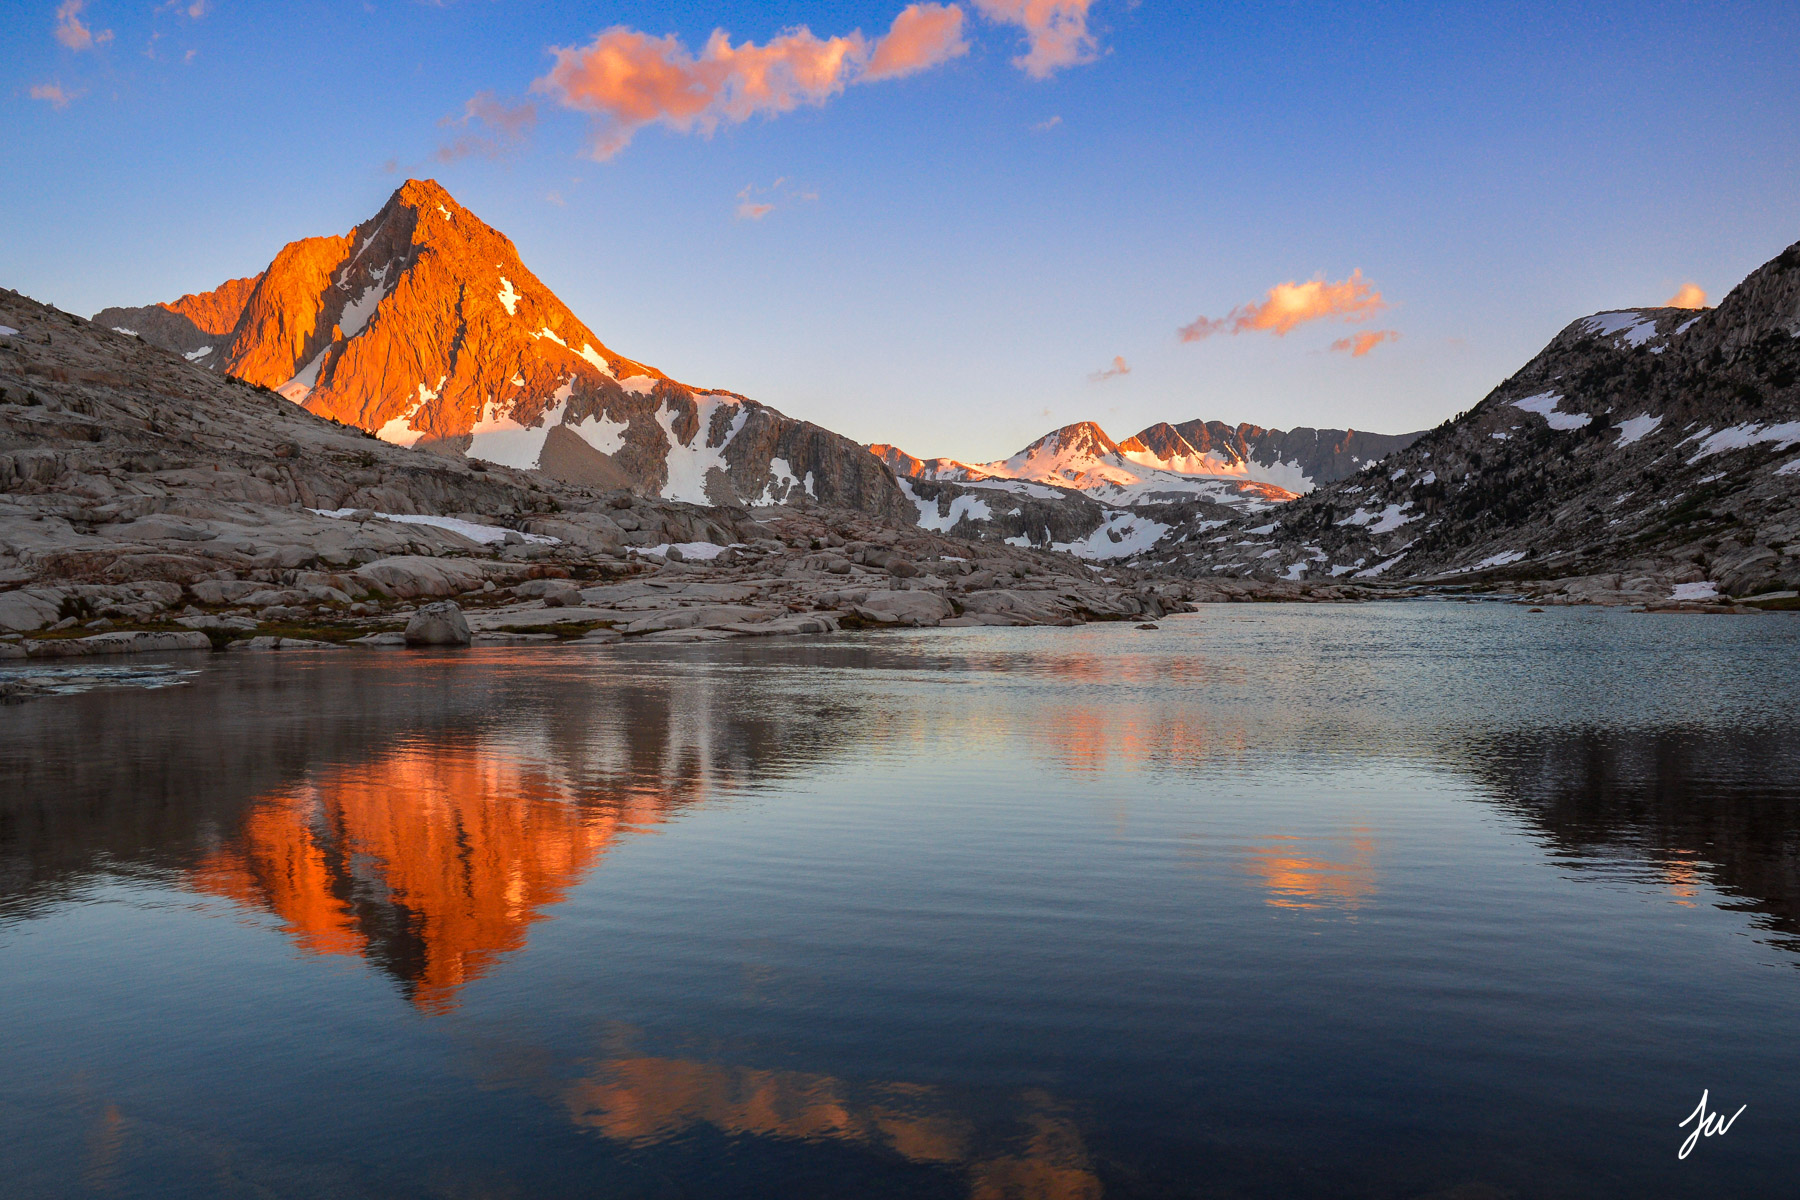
[404, 601, 472, 647]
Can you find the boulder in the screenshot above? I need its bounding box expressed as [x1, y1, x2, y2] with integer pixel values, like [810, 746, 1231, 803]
[190, 579, 268, 605]
[355, 555, 486, 600]
[0, 589, 60, 633]
[958, 588, 1068, 624]
[404, 601, 473, 647]
[852, 589, 953, 627]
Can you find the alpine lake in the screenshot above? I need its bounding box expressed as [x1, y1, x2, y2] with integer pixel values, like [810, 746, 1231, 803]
[3, 601, 1798, 1199]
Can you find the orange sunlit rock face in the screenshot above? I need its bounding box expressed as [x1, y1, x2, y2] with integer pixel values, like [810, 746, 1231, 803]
[564, 1055, 1100, 1199]
[159, 274, 264, 341]
[1241, 831, 1378, 911]
[191, 744, 661, 1013]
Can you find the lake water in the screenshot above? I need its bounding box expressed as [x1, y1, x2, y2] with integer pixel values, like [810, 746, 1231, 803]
[3, 602, 1798, 1198]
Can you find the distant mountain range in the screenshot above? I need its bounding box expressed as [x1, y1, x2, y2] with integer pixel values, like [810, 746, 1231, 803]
[875, 419, 1422, 501]
[96, 179, 1799, 597]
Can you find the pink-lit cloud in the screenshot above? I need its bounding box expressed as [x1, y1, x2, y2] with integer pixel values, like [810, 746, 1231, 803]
[1665, 282, 1708, 310]
[971, 0, 1097, 78]
[534, 5, 970, 159]
[1088, 355, 1131, 381]
[29, 81, 81, 108]
[54, 1, 111, 51]
[864, 3, 969, 82]
[1180, 271, 1387, 342]
[436, 91, 538, 162]
[1329, 330, 1400, 357]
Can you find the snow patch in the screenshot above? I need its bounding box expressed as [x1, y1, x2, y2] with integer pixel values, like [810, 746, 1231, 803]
[899, 478, 991, 531]
[376, 377, 447, 447]
[438, 204, 452, 221]
[958, 477, 1070, 501]
[311, 509, 557, 546]
[1245, 457, 1316, 494]
[758, 456, 815, 506]
[1511, 391, 1591, 431]
[1615, 413, 1662, 446]
[1584, 311, 1659, 347]
[620, 374, 658, 396]
[184, 346, 212, 362]
[1281, 561, 1308, 580]
[496, 277, 520, 316]
[1777, 458, 1800, 477]
[1670, 581, 1718, 602]
[106, 327, 132, 336]
[1051, 511, 1171, 561]
[338, 281, 384, 337]
[566, 409, 629, 456]
[468, 380, 573, 470]
[577, 343, 615, 378]
[1685, 421, 1800, 464]
[532, 327, 567, 347]
[1337, 503, 1416, 533]
[1355, 552, 1408, 578]
[276, 347, 331, 403]
[641, 542, 739, 561]
[655, 395, 748, 505]
[1446, 549, 1530, 576]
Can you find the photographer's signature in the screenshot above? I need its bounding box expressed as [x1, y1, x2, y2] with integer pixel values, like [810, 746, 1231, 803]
[1679, 1090, 1745, 1159]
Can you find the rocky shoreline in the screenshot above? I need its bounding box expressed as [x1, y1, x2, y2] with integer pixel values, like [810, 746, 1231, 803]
[3, 284, 1790, 706]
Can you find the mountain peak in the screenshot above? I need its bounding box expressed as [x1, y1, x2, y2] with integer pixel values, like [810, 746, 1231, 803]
[392, 177, 459, 210]
[91, 187, 911, 520]
[1020, 421, 1123, 461]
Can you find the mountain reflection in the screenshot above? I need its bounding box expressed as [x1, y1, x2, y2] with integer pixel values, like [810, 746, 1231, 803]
[190, 744, 652, 1013]
[564, 1053, 1102, 1199]
[0, 653, 885, 1011]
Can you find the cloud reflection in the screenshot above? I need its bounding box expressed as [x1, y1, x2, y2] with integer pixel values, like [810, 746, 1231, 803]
[564, 1052, 1102, 1199]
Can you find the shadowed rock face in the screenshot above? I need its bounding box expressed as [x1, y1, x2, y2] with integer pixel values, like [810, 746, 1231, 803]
[92, 179, 911, 522]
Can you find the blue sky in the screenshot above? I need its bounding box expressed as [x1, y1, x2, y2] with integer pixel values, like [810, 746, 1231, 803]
[5, 1, 1798, 461]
